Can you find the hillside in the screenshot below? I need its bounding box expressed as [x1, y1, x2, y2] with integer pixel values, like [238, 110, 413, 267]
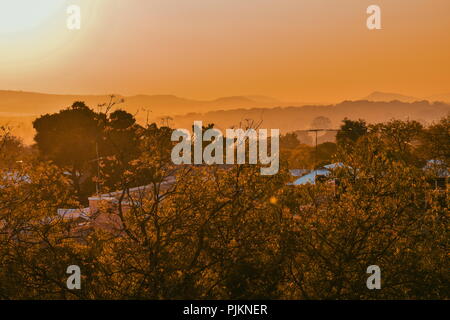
[364, 91, 419, 103]
[0, 90, 301, 116]
[1, 90, 449, 145]
[170, 100, 450, 134]
[363, 91, 450, 103]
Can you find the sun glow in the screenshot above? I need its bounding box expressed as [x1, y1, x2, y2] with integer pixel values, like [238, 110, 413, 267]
[0, 0, 102, 73]
[0, 0, 67, 34]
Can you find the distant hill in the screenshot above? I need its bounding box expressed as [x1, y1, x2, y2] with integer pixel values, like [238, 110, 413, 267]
[363, 91, 419, 103]
[0, 90, 302, 144]
[170, 100, 450, 135]
[1, 90, 449, 145]
[425, 93, 450, 103]
[0, 90, 301, 117]
[0, 90, 118, 115]
[363, 91, 450, 103]
[2, 89, 448, 119]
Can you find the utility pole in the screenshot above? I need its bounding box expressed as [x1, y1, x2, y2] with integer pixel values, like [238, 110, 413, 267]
[89, 148, 104, 197]
[296, 128, 339, 170]
[95, 142, 101, 196]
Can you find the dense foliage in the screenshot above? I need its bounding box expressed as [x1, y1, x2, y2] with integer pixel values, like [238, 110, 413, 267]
[0, 105, 448, 299]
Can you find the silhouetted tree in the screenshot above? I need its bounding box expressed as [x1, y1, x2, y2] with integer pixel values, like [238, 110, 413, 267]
[33, 102, 101, 202]
[0, 126, 27, 169]
[280, 133, 301, 149]
[371, 119, 424, 166]
[97, 110, 143, 192]
[316, 142, 337, 167]
[418, 115, 450, 165]
[311, 116, 332, 129]
[336, 118, 368, 147]
[2, 115, 448, 300]
[33, 102, 143, 202]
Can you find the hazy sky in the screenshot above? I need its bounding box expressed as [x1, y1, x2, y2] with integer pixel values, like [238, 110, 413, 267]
[1, 0, 450, 102]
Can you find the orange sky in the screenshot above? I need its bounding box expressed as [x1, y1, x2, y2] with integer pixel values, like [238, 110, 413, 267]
[1, 0, 450, 102]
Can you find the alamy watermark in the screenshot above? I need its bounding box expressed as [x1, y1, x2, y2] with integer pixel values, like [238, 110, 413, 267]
[171, 121, 280, 175]
[367, 5, 382, 30]
[67, 5, 81, 30]
[66, 265, 81, 290]
[366, 265, 381, 290]
[27, 3, 382, 32]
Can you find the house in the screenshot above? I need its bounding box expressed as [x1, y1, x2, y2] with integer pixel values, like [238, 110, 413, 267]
[0, 170, 31, 188]
[423, 160, 449, 190]
[289, 163, 344, 185]
[289, 169, 309, 177]
[56, 176, 177, 232]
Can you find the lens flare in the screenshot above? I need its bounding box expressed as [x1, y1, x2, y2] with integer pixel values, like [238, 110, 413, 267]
[0, 0, 66, 34]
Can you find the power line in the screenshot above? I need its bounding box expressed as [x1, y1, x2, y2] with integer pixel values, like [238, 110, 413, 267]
[296, 129, 339, 169]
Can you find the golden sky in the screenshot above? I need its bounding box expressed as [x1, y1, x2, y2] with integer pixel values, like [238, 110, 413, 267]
[1, 0, 450, 102]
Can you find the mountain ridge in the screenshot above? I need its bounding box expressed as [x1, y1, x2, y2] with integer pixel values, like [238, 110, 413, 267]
[0, 90, 303, 116]
[363, 91, 450, 103]
[1, 90, 449, 117]
[1, 91, 449, 145]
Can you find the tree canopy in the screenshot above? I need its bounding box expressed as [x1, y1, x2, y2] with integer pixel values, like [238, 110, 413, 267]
[0, 110, 448, 299]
